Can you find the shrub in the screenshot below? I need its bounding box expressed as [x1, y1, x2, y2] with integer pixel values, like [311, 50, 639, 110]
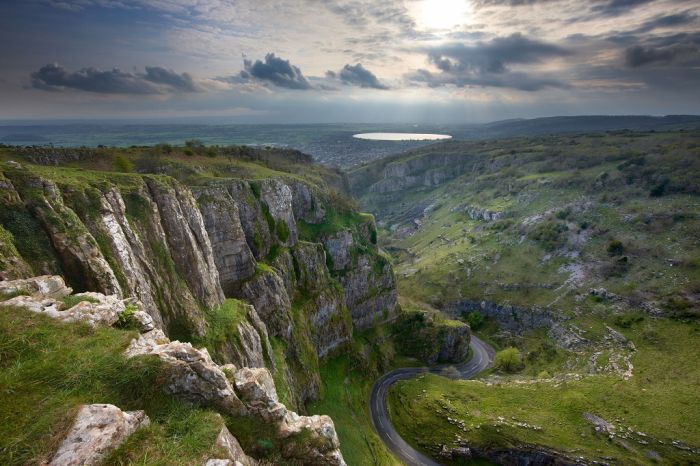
[613, 311, 644, 328]
[494, 347, 523, 373]
[607, 239, 625, 256]
[464, 311, 484, 330]
[113, 155, 134, 172]
[115, 303, 139, 329]
[529, 220, 568, 251]
[276, 220, 290, 243]
[649, 178, 669, 197]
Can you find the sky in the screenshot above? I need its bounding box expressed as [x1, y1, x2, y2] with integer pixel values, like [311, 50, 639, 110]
[0, 0, 698, 123]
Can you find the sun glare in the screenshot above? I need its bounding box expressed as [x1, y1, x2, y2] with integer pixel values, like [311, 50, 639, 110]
[414, 0, 471, 30]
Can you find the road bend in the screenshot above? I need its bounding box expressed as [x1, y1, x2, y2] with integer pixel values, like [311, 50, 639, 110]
[369, 336, 495, 466]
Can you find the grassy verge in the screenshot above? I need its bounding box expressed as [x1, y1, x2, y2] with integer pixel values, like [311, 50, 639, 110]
[0, 308, 223, 465]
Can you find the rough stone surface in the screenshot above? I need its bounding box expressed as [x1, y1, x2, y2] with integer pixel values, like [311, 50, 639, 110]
[49, 404, 149, 466]
[0, 275, 72, 299]
[290, 181, 325, 224]
[212, 424, 256, 466]
[260, 179, 298, 247]
[239, 269, 293, 340]
[322, 230, 353, 271]
[224, 181, 272, 260]
[0, 288, 140, 328]
[145, 178, 224, 309]
[126, 336, 247, 416]
[339, 255, 398, 330]
[194, 186, 257, 294]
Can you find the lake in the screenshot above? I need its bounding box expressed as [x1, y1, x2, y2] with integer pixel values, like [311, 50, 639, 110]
[352, 132, 452, 141]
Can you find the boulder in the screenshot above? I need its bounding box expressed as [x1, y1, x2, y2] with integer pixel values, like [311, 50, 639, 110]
[126, 336, 247, 416]
[0, 275, 72, 299]
[49, 404, 149, 466]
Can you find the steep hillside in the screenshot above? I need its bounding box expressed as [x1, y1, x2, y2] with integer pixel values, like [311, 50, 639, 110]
[351, 130, 700, 464]
[0, 144, 405, 465]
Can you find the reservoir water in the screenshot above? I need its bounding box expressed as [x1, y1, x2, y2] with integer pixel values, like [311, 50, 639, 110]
[352, 133, 452, 141]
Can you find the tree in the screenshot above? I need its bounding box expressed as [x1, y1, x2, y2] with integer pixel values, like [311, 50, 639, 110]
[494, 347, 523, 373]
[112, 155, 134, 173]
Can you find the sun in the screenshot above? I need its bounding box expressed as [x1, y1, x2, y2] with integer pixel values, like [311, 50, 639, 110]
[414, 0, 471, 30]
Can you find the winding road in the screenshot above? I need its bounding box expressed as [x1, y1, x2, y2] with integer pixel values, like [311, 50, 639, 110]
[369, 336, 496, 466]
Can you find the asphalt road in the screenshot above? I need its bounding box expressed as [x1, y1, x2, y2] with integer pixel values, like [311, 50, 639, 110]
[369, 336, 496, 466]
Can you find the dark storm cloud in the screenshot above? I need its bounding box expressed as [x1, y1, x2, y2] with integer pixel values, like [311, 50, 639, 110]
[625, 43, 700, 67]
[635, 11, 698, 33]
[328, 63, 389, 89]
[143, 66, 198, 92]
[239, 53, 312, 90]
[622, 31, 700, 67]
[427, 34, 568, 74]
[407, 34, 570, 91]
[591, 0, 657, 17]
[30, 63, 200, 94]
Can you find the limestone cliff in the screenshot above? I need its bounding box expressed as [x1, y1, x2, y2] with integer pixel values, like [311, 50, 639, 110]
[0, 159, 398, 411]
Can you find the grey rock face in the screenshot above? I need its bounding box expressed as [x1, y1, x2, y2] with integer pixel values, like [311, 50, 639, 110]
[290, 181, 325, 224]
[194, 186, 257, 294]
[339, 255, 398, 330]
[260, 179, 298, 247]
[446, 299, 556, 334]
[0, 225, 32, 280]
[145, 178, 224, 310]
[224, 181, 273, 260]
[49, 404, 149, 466]
[93, 186, 163, 327]
[239, 269, 293, 340]
[20, 176, 123, 297]
[437, 323, 471, 363]
[209, 301, 275, 370]
[322, 230, 353, 271]
[210, 424, 256, 466]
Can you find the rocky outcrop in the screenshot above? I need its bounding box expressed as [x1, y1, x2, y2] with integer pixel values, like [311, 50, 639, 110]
[126, 328, 346, 466]
[144, 177, 224, 310]
[393, 310, 470, 364]
[0, 276, 147, 328]
[195, 186, 257, 294]
[446, 299, 556, 334]
[239, 268, 293, 340]
[437, 323, 471, 363]
[290, 181, 325, 223]
[260, 179, 298, 247]
[322, 230, 353, 271]
[0, 274, 71, 299]
[223, 181, 273, 260]
[126, 330, 248, 416]
[15, 175, 123, 297]
[207, 423, 257, 466]
[49, 404, 149, 466]
[339, 255, 398, 330]
[464, 205, 505, 222]
[206, 301, 275, 371]
[293, 242, 352, 357]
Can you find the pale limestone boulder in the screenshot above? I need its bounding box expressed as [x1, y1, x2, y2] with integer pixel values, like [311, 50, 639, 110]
[125, 335, 246, 416]
[233, 367, 286, 422]
[280, 412, 346, 466]
[49, 404, 149, 466]
[0, 275, 72, 299]
[212, 424, 256, 466]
